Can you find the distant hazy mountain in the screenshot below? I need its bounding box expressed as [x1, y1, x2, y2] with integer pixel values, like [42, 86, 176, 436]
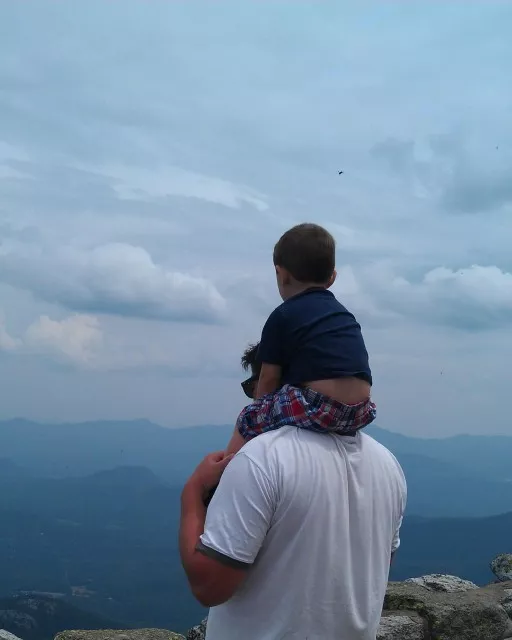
[1, 419, 512, 517]
[0, 458, 28, 479]
[0, 593, 123, 640]
[0, 418, 233, 484]
[0, 465, 205, 633]
[394, 452, 512, 517]
[390, 511, 512, 585]
[367, 425, 512, 482]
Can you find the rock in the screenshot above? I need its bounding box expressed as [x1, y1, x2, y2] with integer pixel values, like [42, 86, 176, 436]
[54, 631, 184, 640]
[185, 618, 207, 640]
[377, 612, 425, 639]
[0, 631, 24, 640]
[405, 575, 479, 593]
[54, 572, 512, 640]
[0, 612, 35, 632]
[492, 555, 512, 583]
[502, 589, 512, 618]
[385, 581, 511, 640]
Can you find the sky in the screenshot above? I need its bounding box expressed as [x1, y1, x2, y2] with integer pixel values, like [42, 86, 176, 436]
[0, 2, 511, 437]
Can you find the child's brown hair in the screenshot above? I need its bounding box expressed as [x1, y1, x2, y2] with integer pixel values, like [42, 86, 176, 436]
[273, 223, 335, 284]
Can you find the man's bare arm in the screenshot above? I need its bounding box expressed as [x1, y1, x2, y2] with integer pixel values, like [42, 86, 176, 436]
[179, 467, 247, 607]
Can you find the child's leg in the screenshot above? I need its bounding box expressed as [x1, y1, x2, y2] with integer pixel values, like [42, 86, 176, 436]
[236, 385, 297, 441]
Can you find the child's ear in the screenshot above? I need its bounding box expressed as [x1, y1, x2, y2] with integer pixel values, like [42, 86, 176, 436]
[276, 265, 291, 286]
[326, 270, 337, 288]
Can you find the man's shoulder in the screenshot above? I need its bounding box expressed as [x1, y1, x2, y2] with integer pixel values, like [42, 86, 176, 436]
[241, 429, 403, 468]
[237, 430, 406, 507]
[359, 433, 407, 486]
[237, 427, 305, 472]
[360, 431, 401, 460]
[239, 427, 295, 458]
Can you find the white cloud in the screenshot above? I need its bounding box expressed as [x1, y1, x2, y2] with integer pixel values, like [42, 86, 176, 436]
[0, 241, 227, 324]
[0, 311, 102, 367]
[100, 164, 269, 212]
[25, 314, 102, 366]
[348, 262, 512, 331]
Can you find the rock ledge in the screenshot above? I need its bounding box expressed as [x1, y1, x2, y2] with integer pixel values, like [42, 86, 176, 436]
[52, 557, 512, 640]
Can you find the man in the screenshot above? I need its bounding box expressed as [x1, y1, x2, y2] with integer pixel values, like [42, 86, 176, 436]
[180, 343, 407, 640]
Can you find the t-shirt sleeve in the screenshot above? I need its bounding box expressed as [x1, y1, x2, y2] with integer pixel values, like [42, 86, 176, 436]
[391, 470, 407, 553]
[391, 515, 403, 554]
[258, 307, 286, 365]
[198, 452, 276, 566]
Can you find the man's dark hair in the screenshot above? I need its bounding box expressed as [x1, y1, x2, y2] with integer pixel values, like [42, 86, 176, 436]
[241, 342, 261, 376]
[273, 222, 335, 284]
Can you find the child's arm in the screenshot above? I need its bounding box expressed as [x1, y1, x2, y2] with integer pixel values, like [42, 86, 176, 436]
[256, 362, 282, 397]
[224, 363, 281, 456]
[224, 427, 246, 457]
[224, 307, 284, 456]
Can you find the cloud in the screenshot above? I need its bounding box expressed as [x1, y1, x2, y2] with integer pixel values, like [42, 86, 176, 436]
[372, 134, 512, 214]
[442, 167, 512, 214]
[0, 312, 102, 367]
[0, 241, 227, 324]
[102, 164, 268, 212]
[1, 1, 512, 433]
[350, 262, 512, 331]
[419, 265, 512, 329]
[0, 314, 21, 352]
[25, 314, 102, 365]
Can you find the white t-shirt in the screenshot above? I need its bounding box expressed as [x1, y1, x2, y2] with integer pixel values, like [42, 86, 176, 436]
[199, 427, 407, 640]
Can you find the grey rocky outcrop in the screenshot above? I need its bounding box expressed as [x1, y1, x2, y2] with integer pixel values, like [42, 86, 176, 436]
[501, 589, 512, 618]
[492, 555, 512, 583]
[0, 631, 24, 640]
[377, 612, 426, 640]
[178, 578, 512, 640]
[54, 631, 184, 640]
[384, 579, 512, 640]
[54, 564, 512, 640]
[405, 574, 478, 592]
[185, 619, 207, 640]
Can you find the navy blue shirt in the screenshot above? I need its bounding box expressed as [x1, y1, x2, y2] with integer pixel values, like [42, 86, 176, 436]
[258, 288, 372, 386]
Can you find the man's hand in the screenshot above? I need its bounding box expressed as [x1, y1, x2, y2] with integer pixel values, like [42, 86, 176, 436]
[187, 451, 234, 501]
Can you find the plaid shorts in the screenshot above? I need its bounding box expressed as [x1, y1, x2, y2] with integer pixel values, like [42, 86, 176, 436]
[236, 384, 377, 441]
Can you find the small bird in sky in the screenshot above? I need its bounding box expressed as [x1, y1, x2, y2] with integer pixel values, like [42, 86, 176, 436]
[338, 170, 344, 175]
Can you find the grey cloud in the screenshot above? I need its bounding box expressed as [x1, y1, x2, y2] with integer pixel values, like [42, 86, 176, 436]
[372, 134, 512, 215]
[0, 221, 40, 243]
[0, 241, 226, 324]
[371, 139, 416, 173]
[442, 168, 512, 214]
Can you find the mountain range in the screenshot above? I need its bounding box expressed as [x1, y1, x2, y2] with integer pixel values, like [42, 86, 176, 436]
[0, 594, 123, 640]
[1, 418, 512, 517]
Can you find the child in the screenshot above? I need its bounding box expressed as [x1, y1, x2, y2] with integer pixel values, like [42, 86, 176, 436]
[225, 222, 376, 456]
